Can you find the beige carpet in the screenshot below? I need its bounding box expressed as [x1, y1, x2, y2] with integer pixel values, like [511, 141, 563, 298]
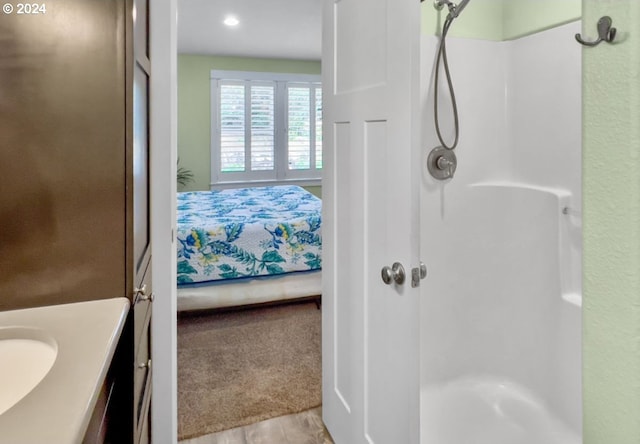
[177, 301, 322, 440]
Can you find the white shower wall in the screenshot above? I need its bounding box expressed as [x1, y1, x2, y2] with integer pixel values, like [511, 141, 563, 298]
[420, 21, 582, 442]
[506, 23, 582, 204]
[421, 21, 581, 191]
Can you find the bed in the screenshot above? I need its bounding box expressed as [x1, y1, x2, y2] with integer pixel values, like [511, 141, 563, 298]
[176, 185, 322, 311]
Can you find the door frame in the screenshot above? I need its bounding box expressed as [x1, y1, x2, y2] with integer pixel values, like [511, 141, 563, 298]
[148, 1, 421, 443]
[150, 0, 178, 441]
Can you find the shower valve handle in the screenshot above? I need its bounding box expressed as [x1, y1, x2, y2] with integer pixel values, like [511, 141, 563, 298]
[437, 156, 454, 177]
[427, 146, 457, 181]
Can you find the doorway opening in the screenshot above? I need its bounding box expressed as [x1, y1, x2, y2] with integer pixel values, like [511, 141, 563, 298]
[173, 1, 328, 441]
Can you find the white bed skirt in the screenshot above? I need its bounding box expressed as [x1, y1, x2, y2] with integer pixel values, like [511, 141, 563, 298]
[177, 271, 322, 311]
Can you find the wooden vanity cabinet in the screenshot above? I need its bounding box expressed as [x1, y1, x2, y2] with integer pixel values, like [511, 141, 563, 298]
[86, 0, 153, 441]
[127, 0, 153, 441]
[83, 330, 132, 444]
[132, 262, 153, 444]
[82, 0, 153, 441]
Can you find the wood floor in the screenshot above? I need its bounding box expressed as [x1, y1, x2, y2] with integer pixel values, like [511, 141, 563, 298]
[179, 408, 334, 444]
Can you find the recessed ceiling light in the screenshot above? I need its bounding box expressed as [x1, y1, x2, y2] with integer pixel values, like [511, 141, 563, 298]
[224, 16, 239, 27]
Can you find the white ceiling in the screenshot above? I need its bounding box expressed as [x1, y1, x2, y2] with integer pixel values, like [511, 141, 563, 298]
[177, 0, 323, 61]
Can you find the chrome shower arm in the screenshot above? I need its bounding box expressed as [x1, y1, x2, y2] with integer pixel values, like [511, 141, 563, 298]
[433, 0, 471, 19]
[433, 0, 454, 14]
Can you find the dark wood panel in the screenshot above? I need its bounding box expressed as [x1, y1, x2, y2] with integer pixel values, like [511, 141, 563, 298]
[129, 0, 152, 442]
[1, 0, 152, 442]
[133, 0, 149, 60]
[0, 0, 127, 310]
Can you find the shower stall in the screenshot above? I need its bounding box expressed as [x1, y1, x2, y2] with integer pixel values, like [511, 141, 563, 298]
[419, 12, 582, 444]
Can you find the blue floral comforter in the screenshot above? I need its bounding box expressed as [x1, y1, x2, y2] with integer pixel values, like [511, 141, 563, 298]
[177, 186, 322, 285]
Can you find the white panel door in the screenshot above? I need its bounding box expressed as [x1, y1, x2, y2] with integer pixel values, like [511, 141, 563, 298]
[321, 0, 421, 443]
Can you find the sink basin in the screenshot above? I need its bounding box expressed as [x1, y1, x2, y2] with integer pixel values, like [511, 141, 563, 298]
[0, 327, 57, 415]
[0, 298, 129, 443]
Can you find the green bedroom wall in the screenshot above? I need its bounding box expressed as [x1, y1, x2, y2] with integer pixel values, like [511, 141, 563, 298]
[421, 0, 581, 40]
[582, 1, 640, 442]
[502, 0, 581, 40]
[421, 0, 503, 40]
[304, 185, 322, 199]
[177, 54, 321, 192]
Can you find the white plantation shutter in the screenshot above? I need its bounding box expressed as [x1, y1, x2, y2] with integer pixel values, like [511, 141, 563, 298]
[286, 84, 323, 178]
[219, 83, 245, 172]
[211, 71, 322, 185]
[315, 86, 323, 170]
[250, 84, 275, 171]
[288, 87, 311, 170]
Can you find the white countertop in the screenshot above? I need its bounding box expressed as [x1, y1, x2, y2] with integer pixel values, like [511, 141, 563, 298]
[0, 298, 130, 443]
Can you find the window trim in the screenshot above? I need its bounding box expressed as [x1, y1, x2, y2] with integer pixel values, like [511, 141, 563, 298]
[210, 70, 322, 187]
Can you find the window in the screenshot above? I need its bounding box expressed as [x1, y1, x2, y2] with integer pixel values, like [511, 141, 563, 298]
[211, 70, 322, 186]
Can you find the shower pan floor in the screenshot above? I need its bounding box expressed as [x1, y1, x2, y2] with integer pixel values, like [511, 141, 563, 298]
[421, 377, 580, 444]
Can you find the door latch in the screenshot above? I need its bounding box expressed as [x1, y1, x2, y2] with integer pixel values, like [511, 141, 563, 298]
[411, 262, 428, 288]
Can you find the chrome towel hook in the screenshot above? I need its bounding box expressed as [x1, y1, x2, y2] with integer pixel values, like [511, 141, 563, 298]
[575, 16, 617, 47]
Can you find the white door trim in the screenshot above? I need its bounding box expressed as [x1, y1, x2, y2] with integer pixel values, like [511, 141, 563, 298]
[150, 0, 178, 442]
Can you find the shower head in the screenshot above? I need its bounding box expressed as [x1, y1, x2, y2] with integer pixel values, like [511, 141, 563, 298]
[448, 0, 471, 19]
[433, 0, 471, 20]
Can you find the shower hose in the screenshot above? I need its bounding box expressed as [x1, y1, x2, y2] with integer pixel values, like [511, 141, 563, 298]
[434, 15, 460, 150]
